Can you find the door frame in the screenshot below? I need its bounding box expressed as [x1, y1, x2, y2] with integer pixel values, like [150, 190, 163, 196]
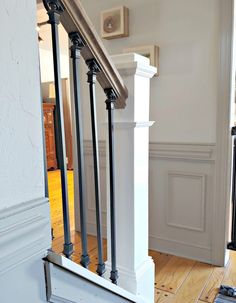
[213, 0, 235, 266]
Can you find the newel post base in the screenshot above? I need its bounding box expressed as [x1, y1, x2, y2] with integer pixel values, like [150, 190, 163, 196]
[105, 53, 157, 303]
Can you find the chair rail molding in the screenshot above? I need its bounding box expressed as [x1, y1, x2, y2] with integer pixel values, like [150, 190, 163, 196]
[149, 142, 216, 162]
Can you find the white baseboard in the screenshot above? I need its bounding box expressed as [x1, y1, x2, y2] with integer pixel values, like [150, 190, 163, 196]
[105, 257, 155, 303]
[149, 235, 211, 264]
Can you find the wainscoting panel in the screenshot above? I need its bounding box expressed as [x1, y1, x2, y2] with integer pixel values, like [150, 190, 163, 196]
[77, 141, 216, 264]
[166, 171, 206, 232]
[149, 142, 216, 263]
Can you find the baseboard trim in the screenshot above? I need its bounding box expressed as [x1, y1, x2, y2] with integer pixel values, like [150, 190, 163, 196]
[105, 257, 155, 303]
[149, 235, 212, 264]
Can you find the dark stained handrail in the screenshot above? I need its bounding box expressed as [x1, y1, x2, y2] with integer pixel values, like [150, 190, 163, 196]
[60, 0, 128, 109]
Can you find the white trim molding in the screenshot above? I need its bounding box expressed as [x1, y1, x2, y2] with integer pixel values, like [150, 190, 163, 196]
[45, 252, 141, 303]
[149, 142, 216, 162]
[213, 0, 234, 266]
[0, 197, 51, 275]
[111, 53, 157, 78]
[166, 171, 206, 232]
[114, 121, 155, 129]
[149, 235, 212, 264]
[83, 140, 216, 161]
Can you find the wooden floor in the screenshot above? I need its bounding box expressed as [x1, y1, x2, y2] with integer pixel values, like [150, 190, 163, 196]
[49, 170, 236, 303]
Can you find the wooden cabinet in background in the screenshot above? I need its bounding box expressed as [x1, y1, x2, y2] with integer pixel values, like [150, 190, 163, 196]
[43, 103, 57, 170]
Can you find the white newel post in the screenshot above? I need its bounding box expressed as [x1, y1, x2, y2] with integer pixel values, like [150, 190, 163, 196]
[105, 53, 156, 303]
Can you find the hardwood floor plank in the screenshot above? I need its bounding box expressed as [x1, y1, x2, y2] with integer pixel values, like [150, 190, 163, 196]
[149, 250, 173, 286]
[222, 252, 236, 287]
[155, 255, 196, 294]
[199, 267, 225, 302]
[169, 262, 213, 303]
[155, 289, 174, 303]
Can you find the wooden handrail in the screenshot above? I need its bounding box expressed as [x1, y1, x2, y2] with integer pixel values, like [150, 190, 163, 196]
[60, 0, 128, 109]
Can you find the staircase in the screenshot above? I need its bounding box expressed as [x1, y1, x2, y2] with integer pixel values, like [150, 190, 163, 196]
[41, 0, 156, 302]
[44, 252, 146, 303]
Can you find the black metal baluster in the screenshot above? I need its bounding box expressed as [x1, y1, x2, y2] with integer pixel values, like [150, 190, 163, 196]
[43, 0, 73, 258]
[86, 59, 105, 276]
[105, 88, 118, 284]
[228, 126, 236, 250]
[69, 32, 90, 268]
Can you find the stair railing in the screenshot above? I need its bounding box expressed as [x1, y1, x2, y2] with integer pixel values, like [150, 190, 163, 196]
[43, 0, 128, 285]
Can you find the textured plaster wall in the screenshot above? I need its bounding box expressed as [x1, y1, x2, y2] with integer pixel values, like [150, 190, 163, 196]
[0, 0, 45, 209]
[0, 2, 50, 302]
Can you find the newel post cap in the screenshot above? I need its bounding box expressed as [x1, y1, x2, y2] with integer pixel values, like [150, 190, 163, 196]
[111, 53, 157, 78]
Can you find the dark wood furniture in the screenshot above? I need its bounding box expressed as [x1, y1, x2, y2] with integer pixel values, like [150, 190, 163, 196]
[42, 79, 73, 170]
[43, 103, 57, 170]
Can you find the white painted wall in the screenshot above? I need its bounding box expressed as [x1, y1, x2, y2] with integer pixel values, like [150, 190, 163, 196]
[0, 1, 51, 302]
[39, 24, 70, 83]
[81, 0, 220, 144]
[39, 49, 69, 83]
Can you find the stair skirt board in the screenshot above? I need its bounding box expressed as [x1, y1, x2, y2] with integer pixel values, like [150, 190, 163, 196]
[44, 252, 140, 303]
